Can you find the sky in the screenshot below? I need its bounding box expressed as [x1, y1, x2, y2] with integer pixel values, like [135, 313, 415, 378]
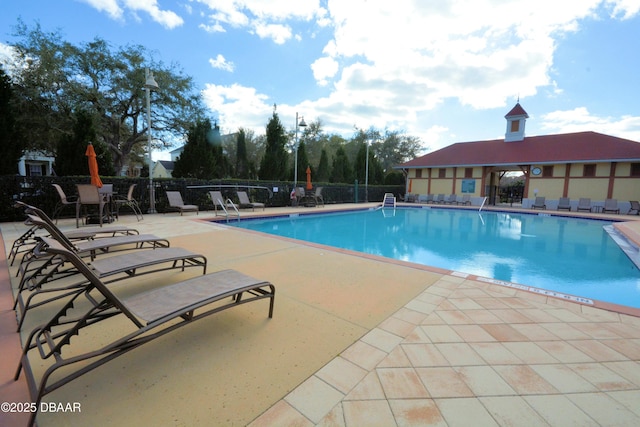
[1, 0, 640, 161]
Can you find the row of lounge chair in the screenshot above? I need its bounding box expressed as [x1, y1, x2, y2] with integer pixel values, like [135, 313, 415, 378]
[167, 190, 267, 215]
[532, 197, 638, 214]
[53, 185, 268, 222]
[407, 193, 472, 205]
[172, 188, 311, 213]
[11, 202, 276, 426]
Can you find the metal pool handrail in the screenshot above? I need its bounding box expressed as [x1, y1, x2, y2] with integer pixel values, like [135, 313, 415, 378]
[479, 197, 488, 212]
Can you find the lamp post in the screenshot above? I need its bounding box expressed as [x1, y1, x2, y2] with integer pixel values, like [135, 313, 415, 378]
[365, 137, 370, 202]
[145, 68, 159, 213]
[293, 112, 307, 189]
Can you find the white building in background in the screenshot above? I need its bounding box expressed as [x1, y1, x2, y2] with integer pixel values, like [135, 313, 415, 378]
[18, 150, 55, 176]
[169, 146, 184, 161]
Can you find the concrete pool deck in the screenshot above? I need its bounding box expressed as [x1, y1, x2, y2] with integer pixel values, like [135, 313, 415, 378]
[1, 203, 640, 426]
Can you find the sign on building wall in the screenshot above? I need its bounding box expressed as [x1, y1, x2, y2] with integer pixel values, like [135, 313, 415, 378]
[461, 179, 476, 193]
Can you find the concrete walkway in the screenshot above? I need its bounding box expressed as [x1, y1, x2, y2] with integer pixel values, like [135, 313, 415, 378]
[2, 204, 640, 426]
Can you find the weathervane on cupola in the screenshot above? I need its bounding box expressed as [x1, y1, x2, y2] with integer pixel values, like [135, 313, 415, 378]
[504, 98, 529, 142]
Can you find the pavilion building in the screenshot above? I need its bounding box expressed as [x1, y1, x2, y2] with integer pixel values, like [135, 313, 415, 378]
[396, 103, 640, 210]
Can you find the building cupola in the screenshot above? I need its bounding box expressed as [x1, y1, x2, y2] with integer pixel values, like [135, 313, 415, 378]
[504, 102, 529, 142]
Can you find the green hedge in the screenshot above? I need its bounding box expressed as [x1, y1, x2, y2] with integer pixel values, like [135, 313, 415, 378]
[1, 175, 404, 222]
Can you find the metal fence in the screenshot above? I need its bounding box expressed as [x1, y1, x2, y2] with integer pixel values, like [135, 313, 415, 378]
[0, 175, 405, 222]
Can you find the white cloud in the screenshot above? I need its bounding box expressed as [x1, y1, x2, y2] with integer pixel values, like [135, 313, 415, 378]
[80, 0, 184, 28]
[79, 0, 123, 20]
[199, 22, 226, 33]
[320, 0, 605, 110]
[251, 22, 292, 44]
[201, 83, 272, 134]
[209, 54, 234, 72]
[606, 0, 640, 19]
[310, 56, 339, 86]
[124, 0, 184, 28]
[195, 0, 318, 22]
[205, 5, 250, 28]
[194, 0, 321, 43]
[541, 108, 640, 140]
[200, 0, 640, 145]
[0, 43, 32, 79]
[0, 43, 15, 65]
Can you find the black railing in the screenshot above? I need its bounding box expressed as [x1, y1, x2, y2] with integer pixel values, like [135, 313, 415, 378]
[1, 175, 404, 222]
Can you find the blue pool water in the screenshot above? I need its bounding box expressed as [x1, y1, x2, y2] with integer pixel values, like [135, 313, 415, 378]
[227, 208, 640, 308]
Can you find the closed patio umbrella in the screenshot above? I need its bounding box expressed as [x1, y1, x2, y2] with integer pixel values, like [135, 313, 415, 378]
[306, 166, 313, 191]
[85, 143, 103, 188]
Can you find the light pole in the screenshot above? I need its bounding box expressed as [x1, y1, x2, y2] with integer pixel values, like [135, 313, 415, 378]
[365, 137, 370, 202]
[145, 68, 159, 213]
[293, 112, 307, 189]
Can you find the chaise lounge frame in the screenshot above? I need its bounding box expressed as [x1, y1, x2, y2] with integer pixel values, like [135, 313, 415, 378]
[14, 227, 208, 332]
[13, 204, 172, 303]
[166, 191, 199, 215]
[531, 196, 546, 210]
[8, 219, 138, 267]
[15, 241, 275, 427]
[236, 190, 265, 211]
[14, 202, 169, 266]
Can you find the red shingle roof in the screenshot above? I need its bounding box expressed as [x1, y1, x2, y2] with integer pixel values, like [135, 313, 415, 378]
[397, 131, 640, 169]
[505, 103, 529, 118]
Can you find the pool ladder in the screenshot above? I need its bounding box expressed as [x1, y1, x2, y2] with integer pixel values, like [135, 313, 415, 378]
[214, 197, 240, 222]
[478, 197, 488, 212]
[382, 193, 396, 209]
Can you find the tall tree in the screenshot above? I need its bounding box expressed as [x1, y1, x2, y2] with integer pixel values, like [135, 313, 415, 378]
[235, 128, 249, 179]
[292, 141, 311, 183]
[242, 129, 262, 179]
[316, 149, 330, 183]
[375, 129, 425, 172]
[0, 68, 22, 175]
[173, 119, 228, 179]
[55, 109, 95, 176]
[8, 21, 205, 173]
[259, 106, 288, 180]
[297, 119, 326, 171]
[354, 142, 384, 185]
[330, 146, 353, 183]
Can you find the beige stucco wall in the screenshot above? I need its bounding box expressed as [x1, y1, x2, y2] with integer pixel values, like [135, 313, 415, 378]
[568, 179, 609, 199]
[405, 162, 639, 201]
[430, 179, 454, 195]
[528, 178, 565, 198]
[612, 178, 639, 200]
[408, 178, 429, 195]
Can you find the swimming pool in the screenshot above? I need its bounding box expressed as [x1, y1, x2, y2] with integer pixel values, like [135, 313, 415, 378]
[227, 208, 640, 308]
